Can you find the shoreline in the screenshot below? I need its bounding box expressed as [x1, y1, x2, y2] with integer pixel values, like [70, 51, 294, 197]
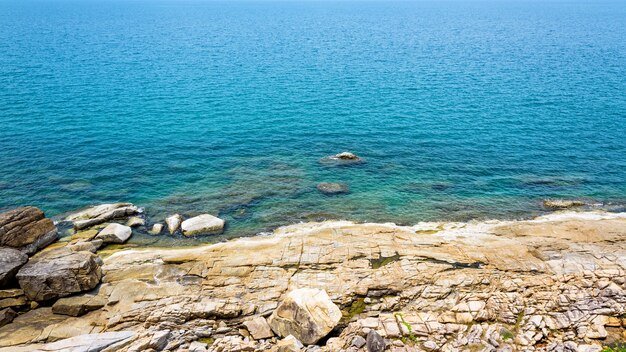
[0, 207, 625, 351]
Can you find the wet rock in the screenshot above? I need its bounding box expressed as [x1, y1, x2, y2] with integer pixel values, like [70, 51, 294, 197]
[16, 248, 102, 301]
[316, 182, 349, 195]
[0, 207, 57, 255]
[126, 217, 145, 228]
[0, 248, 28, 287]
[243, 316, 274, 340]
[543, 199, 585, 209]
[149, 223, 164, 235]
[52, 295, 107, 317]
[95, 223, 132, 244]
[66, 203, 139, 230]
[366, 330, 385, 352]
[166, 214, 183, 234]
[332, 152, 361, 161]
[0, 308, 16, 328]
[268, 288, 342, 345]
[181, 214, 225, 237]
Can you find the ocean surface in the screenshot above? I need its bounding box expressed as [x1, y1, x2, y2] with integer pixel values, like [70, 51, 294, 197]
[1, 0, 626, 242]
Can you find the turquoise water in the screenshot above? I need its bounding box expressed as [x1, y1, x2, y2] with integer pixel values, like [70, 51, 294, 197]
[1, 0, 626, 239]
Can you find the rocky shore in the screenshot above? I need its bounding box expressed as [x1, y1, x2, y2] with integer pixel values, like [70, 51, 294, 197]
[0, 204, 625, 352]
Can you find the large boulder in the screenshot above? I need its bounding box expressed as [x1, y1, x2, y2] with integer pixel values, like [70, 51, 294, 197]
[65, 203, 139, 230]
[181, 214, 225, 237]
[16, 248, 102, 302]
[0, 248, 28, 287]
[268, 288, 342, 345]
[0, 207, 57, 255]
[95, 223, 132, 244]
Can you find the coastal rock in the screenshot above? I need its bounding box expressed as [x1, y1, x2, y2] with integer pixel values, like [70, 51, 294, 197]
[149, 223, 164, 235]
[16, 331, 135, 352]
[244, 316, 274, 340]
[268, 288, 342, 345]
[126, 217, 145, 228]
[0, 308, 16, 328]
[333, 152, 360, 160]
[95, 223, 132, 244]
[16, 248, 102, 301]
[366, 330, 385, 352]
[181, 214, 225, 237]
[66, 203, 139, 230]
[320, 152, 363, 165]
[0, 248, 28, 287]
[316, 182, 349, 195]
[52, 295, 107, 317]
[0, 207, 57, 255]
[271, 335, 304, 352]
[543, 199, 585, 209]
[166, 214, 183, 234]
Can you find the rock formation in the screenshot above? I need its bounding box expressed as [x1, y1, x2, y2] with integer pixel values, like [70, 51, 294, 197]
[181, 214, 225, 237]
[65, 203, 139, 230]
[0, 206, 57, 255]
[95, 223, 132, 244]
[0, 248, 28, 287]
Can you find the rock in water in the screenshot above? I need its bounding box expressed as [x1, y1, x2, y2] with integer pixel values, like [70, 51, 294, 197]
[166, 214, 183, 235]
[268, 288, 342, 345]
[95, 223, 132, 244]
[149, 223, 164, 235]
[0, 248, 28, 287]
[0, 207, 57, 255]
[366, 330, 386, 352]
[181, 214, 225, 237]
[16, 248, 102, 301]
[65, 203, 139, 230]
[317, 182, 349, 195]
[543, 199, 586, 209]
[126, 217, 145, 228]
[333, 152, 360, 160]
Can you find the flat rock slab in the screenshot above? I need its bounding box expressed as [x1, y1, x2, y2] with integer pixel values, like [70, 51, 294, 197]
[0, 331, 135, 352]
[66, 203, 139, 230]
[0, 247, 28, 287]
[52, 295, 107, 317]
[0, 207, 57, 255]
[181, 214, 225, 237]
[16, 248, 102, 301]
[95, 223, 132, 244]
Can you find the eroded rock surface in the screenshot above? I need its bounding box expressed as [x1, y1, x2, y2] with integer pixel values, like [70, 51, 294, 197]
[0, 247, 28, 287]
[0, 207, 57, 255]
[16, 248, 102, 301]
[0, 211, 624, 351]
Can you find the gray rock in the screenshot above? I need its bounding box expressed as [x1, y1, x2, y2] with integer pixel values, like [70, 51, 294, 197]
[366, 330, 385, 352]
[0, 207, 58, 255]
[37, 331, 135, 352]
[352, 336, 367, 348]
[181, 214, 225, 237]
[317, 182, 349, 195]
[16, 248, 102, 301]
[126, 217, 145, 228]
[166, 214, 183, 235]
[66, 203, 139, 230]
[95, 223, 132, 244]
[0, 248, 28, 287]
[0, 308, 16, 328]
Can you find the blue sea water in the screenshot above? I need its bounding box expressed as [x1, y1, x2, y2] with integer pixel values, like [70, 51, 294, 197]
[1, 0, 626, 241]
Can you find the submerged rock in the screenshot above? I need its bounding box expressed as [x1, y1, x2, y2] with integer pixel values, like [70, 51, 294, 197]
[543, 199, 586, 209]
[95, 223, 132, 244]
[66, 203, 139, 230]
[0, 207, 57, 255]
[16, 248, 102, 302]
[317, 182, 349, 195]
[166, 214, 183, 235]
[0, 248, 28, 287]
[268, 288, 342, 345]
[181, 214, 225, 237]
[149, 223, 164, 235]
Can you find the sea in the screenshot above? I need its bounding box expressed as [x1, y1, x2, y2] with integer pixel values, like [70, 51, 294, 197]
[1, 0, 625, 243]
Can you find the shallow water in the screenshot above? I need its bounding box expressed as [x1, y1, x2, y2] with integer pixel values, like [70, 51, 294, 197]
[1, 0, 626, 241]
